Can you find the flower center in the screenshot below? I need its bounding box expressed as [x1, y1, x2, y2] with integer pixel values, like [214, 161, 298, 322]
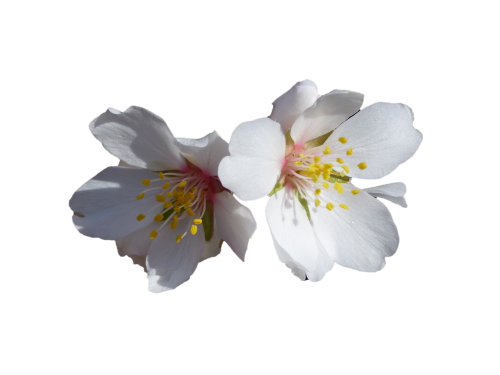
[281, 137, 367, 211]
[135, 168, 211, 243]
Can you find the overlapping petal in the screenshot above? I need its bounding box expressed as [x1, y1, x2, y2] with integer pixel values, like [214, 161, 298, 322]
[199, 228, 222, 262]
[219, 118, 285, 200]
[176, 131, 229, 176]
[146, 217, 206, 292]
[266, 186, 333, 277]
[364, 182, 407, 208]
[291, 89, 364, 147]
[269, 80, 319, 132]
[310, 183, 399, 272]
[70, 167, 158, 240]
[90, 106, 186, 171]
[330, 103, 422, 179]
[213, 191, 256, 261]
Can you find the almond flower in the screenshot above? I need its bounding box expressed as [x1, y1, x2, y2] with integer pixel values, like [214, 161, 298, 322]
[219, 81, 422, 281]
[70, 107, 256, 292]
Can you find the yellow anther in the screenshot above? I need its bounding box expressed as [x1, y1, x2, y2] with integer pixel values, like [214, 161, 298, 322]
[193, 219, 202, 224]
[315, 199, 321, 207]
[164, 201, 173, 209]
[176, 234, 182, 243]
[174, 206, 181, 213]
[298, 153, 304, 157]
[334, 182, 344, 194]
[188, 192, 195, 200]
[154, 213, 164, 222]
[358, 162, 367, 170]
[351, 190, 360, 195]
[190, 225, 198, 235]
[191, 186, 197, 193]
[174, 215, 178, 222]
[294, 161, 302, 165]
[187, 208, 195, 216]
[314, 156, 321, 163]
[166, 192, 173, 197]
[323, 146, 332, 155]
[150, 230, 158, 239]
[346, 148, 353, 156]
[339, 204, 349, 210]
[184, 202, 193, 209]
[311, 175, 319, 183]
[171, 221, 177, 230]
[163, 182, 170, 189]
[178, 181, 187, 188]
[342, 166, 350, 173]
[300, 171, 310, 176]
[155, 194, 166, 202]
[338, 137, 348, 144]
[326, 202, 334, 211]
[340, 172, 346, 177]
[314, 189, 321, 195]
[309, 163, 316, 168]
[141, 179, 151, 186]
[323, 173, 329, 180]
[136, 192, 145, 200]
[159, 172, 165, 180]
[337, 158, 344, 164]
[324, 163, 333, 169]
[136, 214, 145, 221]
[323, 182, 329, 189]
[201, 190, 207, 194]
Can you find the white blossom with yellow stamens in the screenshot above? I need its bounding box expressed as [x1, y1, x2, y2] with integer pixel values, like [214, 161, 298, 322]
[219, 80, 422, 281]
[70, 106, 256, 292]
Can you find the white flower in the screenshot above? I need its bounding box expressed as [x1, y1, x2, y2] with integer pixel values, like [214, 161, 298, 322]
[219, 80, 422, 281]
[70, 106, 256, 292]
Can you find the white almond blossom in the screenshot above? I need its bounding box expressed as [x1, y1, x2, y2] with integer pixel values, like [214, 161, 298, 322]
[70, 106, 256, 292]
[219, 80, 422, 281]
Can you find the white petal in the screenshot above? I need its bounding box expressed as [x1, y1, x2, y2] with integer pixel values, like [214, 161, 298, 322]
[269, 80, 319, 133]
[90, 106, 186, 171]
[310, 183, 399, 272]
[364, 182, 407, 208]
[70, 167, 159, 240]
[330, 103, 423, 179]
[116, 221, 157, 257]
[176, 131, 229, 176]
[219, 118, 285, 200]
[199, 228, 222, 262]
[291, 90, 364, 147]
[272, 234, 306, 281]
[146, 217, 206, 292]
[213, 191, 256, 261]
[266, 186, 318, 272]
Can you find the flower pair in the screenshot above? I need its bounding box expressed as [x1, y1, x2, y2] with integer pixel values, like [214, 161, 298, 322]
[70, 80, 422, 292]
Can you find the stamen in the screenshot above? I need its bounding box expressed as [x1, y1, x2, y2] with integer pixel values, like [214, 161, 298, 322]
[337, 158, 344, 164]
[323, 182, 329, 189]
[193, 219, 202, 224]
[136, 192, 145, 200]
[295, 161, 302, 165]
[339, 204, 349, 210]
[338, 137, 348, 144]
[176, 234, 182, 243]
[314, 156, 321, 163]
[155, 195, 166, 202]
[187, 208, 195, 216]
[141, 179, 151, 186]
[342, 166, 350, 173]
[166, 192, 173, 197]
[163, 182, 170, 189]
[164, 201, 173, 208]
[171, 221, 177, 230]
[159, 172, 165, 180]
[315, 199, 321, 207]
[298, 154, 304, 157]
[190, 225, 198, 235]
[136, 214, 145, 221]
[178, 181, 187, 188]
[326, 202, 334, 211]
[150, 230, 158, 239]
[334, 182, 343, 194]
[351, 190, 360, 195]
[154, 213, 164, 222]
[314, 189, 321, 195]
[323, 146, 332, 155]
[358, 162, 367, 170]
[346, 148, 353, 156]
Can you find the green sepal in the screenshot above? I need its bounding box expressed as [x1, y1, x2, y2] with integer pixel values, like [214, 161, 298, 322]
[326, 173, 351, 184]
[285, 130, 295, 154]
[294, 190, 311, 221]
[303, 130, 333, 149]
[202, 200, 215, 242]
[269, 176, 285, 196]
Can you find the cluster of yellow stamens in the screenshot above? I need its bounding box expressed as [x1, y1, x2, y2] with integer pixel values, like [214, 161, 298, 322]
[283, 136, 368, 211]
[134, 170, 210, 243]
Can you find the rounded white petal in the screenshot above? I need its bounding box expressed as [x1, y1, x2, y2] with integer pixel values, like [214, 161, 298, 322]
[219, 118, 285, 200]
[213, 191, 256, 261]
[310, 183, 399, 272]
[269, 79, 319, 133]
[364, 182, 407, 208]
[90, 106, 186, 171]
[199, 228, 222, 262]
[330, 103, 423, 179]
[70, 167, 159, 240]
[116, 221, 157, 258]
[291, 89, 364, 147]
[146, 218, 206, 292]
[266, 186, 332, 276]
[176, 131, 229, 176]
